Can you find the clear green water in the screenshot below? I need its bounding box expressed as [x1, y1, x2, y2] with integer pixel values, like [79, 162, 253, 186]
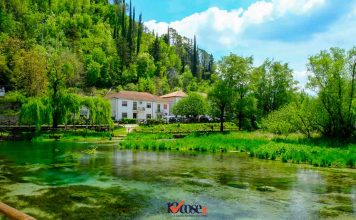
[0, 141, 355, 220]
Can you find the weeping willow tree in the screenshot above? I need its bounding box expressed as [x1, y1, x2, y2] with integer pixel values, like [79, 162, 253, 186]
[19, 93, 113, 130]
[19, 97, 52, 132]
[58, 93, 82, 127]
[81, 96, 114, 128]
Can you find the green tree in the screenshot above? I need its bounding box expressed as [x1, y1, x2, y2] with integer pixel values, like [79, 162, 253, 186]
[307, 47, 355, 138]
[136, 13, 143, 54]
[12, 47, 48, 96]
[150, 35, 161, 63]
[48, 50, 82, 128]
[20, 97, 51, 132]
[208, 80, 234, 132]
[136, 53, 156, 79]
[172, 93, 208, 118]
[58, 93, 82, 126]
[262, 93, 317, 137]
[252, 59, 297, 118]
[192, 35, 198, 78]
[81, 96, 113, 128]
[219, 54, 254, 130]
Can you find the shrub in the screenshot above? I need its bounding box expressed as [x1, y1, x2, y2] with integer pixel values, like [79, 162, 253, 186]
[120, 118, 137, 124]
[146, 118, 165, 125]
[261, 105, 296, 134]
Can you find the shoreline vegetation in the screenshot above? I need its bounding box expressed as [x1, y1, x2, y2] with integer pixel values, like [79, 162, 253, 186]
[0, 127, 127, 142]
[1, 123, 355, 168]
[120, 124, 356, 169]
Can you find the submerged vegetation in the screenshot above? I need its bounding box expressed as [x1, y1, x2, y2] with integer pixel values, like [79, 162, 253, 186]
[120, 131, 356, 168]
[2, 185, 147, 220]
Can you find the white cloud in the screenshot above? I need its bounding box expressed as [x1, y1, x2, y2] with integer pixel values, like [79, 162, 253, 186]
[144, 0, 325, 45]
[144, 0, 356, 88]
[242, 1, 273, 24]
[273, 0, 325, 16]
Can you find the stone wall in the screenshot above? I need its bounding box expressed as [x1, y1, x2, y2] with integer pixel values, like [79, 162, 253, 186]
[0, 115, 19, 125]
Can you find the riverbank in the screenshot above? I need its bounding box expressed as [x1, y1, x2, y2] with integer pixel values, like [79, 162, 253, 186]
[30, 127, 127, 143]
[119, 131, 356, 168]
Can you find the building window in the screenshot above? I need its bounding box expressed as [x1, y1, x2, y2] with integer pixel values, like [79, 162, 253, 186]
[122, 112, 128, 118]
[164, 104, 168, 110]
[133, 102, 137, 110]
[146, 114, 152, 119]
[133, 113, 137, 119]
[122, 101, 128, 107]
[157, 104, 161, 112]
[146, 102, 151, 108]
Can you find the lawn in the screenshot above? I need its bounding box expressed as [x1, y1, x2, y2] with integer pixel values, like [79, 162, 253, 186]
[133, 122, 238, 133]
[120, 129, 356, 168]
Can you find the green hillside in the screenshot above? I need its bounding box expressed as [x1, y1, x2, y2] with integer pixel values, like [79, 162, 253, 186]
[0, 0, 214, 95]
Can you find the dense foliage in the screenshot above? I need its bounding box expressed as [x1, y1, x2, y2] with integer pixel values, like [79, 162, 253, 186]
[209, 54, 297, 132]
[0, 0, 214, 94]
[209, 51, 355, 138]
[20, 93, 113, 129]
[262, 48, 355, 138]
[172, 93, 208, 117]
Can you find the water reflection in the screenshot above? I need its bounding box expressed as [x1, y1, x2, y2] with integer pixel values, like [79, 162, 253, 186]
[0, 142, 355, 219]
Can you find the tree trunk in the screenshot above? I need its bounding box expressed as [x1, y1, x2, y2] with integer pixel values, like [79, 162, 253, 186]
[238, 111, 243, 131]
[53, 110, 59, 129]
[52, 79, 59, 129]
[348, 62, 356, 134]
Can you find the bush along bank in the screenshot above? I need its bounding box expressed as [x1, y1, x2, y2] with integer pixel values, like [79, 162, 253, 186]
[119, 132, 356, 168]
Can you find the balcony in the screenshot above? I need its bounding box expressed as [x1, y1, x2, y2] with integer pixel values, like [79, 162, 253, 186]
[133, 107, 145, 112]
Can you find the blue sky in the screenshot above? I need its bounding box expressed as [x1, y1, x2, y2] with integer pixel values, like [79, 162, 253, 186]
[136, 0, 356, 87]
[134, 0, 257, 22]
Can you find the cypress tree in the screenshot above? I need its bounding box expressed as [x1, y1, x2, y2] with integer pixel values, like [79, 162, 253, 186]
[131, 6, 136, 57]
[151, 35, 161, 62]
[164, 27, 170, 45]
[192, 36, 198, 77]
[127, 0, 133, 62]
[121, 0, 126, 38]
[137, 13, 143, 54]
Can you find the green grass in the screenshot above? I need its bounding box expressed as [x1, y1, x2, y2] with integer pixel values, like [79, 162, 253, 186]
[125, 132, 174, 140]
[120, 131, 356, 168]
[32, 127, 126, 142]
[134, 122, 238, 133]
[112, 127, 127, 136]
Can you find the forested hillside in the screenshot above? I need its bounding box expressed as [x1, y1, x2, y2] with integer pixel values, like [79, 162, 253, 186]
[0, 0, 214, 95]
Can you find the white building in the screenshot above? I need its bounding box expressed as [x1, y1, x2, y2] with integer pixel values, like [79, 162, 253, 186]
[160, 91, 187, 116]
[106, 91, 170, 121]
[0, 86, 5, 97]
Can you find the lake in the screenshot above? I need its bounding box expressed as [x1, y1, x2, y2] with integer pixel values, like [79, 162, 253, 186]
[0, 141, 355, 219]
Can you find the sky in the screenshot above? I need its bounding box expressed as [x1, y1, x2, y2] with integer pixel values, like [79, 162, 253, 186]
[134, 0, 356, 87]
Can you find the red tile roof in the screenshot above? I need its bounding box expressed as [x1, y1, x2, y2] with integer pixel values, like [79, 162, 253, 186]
[160, 91, 187, 98]
[105, 91, 167, 102]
